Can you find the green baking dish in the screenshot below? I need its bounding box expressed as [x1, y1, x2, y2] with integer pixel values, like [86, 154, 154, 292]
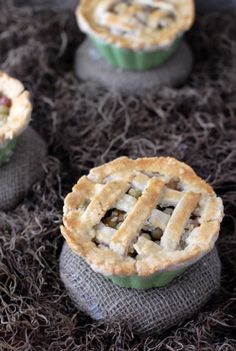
[0, 139, 16, 167]
[90, 36, 181, 71]
[106, 266, 187, 290]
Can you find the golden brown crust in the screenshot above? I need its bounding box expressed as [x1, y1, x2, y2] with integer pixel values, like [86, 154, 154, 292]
[61, 156, 224, 277]
[111, 178, 164, 255]
[77, 0, 195, 51]
[160, 192, 200, 250]
[0, 71, 32, 144]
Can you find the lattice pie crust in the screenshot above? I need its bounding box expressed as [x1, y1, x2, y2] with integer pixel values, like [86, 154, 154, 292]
[61, 157, 223, 276]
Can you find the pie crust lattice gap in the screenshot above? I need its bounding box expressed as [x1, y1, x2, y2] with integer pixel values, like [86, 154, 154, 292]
[61, 157, 223, 276]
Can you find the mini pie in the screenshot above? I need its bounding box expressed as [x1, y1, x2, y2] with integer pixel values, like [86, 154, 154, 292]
[61, 157, 224, 289]
[0, 71, 32, 166]
[76, 0, 195, 70]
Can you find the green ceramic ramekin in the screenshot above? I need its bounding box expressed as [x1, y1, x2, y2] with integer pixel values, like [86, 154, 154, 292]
[0, 139, 16, 167]
[106, 266, 187, 290]
[90, 36, 181, 71]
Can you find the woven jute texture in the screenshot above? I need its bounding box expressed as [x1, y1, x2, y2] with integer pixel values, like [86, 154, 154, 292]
[0, 127, 47, 211]
[60, 243, 221, 335]
[75, 40, 193, 94]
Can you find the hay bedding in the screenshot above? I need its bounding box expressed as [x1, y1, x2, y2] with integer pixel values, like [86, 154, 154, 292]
[0, 2, 236, 350]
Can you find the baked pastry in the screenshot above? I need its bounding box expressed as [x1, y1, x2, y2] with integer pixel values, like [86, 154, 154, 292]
[0, 71, 32, 166]
[61, 156, 224, 289]
[77, 0, 195, 70]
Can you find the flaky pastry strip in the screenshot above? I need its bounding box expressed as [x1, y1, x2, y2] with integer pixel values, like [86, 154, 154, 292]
[82, 180, 130, 228]
[111, 178, 165, 255]
[161, 192, 200, 250]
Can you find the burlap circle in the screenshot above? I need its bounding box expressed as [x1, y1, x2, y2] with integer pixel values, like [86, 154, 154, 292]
[74, 39, 193, 95]
[60, 243, 221, 335]
[0, 127, 47, 211]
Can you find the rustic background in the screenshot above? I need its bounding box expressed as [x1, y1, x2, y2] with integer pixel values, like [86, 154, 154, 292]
[0, 2, 236, 350]
[12, 0, 236, 12]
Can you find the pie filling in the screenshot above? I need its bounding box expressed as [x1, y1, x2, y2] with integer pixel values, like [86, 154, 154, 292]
[0, 93, 11, 128]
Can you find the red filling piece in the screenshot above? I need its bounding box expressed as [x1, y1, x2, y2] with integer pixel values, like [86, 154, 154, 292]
[0, 94, 12, 108]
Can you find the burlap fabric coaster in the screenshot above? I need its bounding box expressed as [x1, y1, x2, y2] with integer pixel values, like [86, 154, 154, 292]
[0, 127, 47, 211]
[60, 243, 221, 335]
[74, 39, 193, 95]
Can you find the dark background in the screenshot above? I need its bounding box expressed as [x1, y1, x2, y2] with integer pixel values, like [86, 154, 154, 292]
[11, 0, 236, 13]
